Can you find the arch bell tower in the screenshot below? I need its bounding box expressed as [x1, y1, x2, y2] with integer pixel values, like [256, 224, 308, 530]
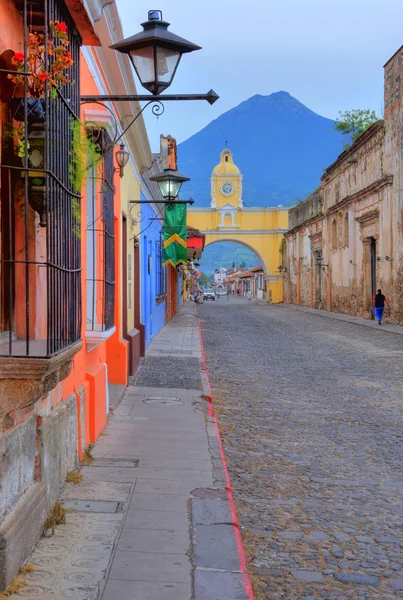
[186, 146, 289, 303]
[211, 148, 242, 228]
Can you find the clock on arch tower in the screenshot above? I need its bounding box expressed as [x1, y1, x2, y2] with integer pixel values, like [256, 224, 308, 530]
[210, 148, 243, 209]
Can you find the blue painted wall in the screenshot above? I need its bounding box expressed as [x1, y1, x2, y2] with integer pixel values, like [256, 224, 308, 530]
[140, 192, 166, 348]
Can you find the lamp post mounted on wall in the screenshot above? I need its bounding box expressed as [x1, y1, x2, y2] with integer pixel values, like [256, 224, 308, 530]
[81, 10, 219, 153]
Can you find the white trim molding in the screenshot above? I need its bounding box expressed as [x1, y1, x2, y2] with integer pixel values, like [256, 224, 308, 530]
[85, 326, 116, 352]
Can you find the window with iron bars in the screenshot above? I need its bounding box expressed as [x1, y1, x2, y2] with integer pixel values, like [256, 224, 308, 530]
[155, 235, 167, 298]
[0, 0, 81, 357]
[86, 129, 115, 332]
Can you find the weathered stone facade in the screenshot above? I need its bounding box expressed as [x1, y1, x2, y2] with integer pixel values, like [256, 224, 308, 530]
[284, 46, 403, 323]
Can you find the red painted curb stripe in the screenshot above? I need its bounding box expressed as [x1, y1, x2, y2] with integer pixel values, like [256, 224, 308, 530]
[197, 309, 255, 600]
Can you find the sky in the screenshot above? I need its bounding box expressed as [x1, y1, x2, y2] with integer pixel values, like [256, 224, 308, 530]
[115, 0, 403, 152]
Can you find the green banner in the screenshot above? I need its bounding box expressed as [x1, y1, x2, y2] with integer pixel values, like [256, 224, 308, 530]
[163, 203, 187, 268]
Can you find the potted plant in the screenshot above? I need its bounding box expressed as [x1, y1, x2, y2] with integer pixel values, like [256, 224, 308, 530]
[8, 20, 73, 122]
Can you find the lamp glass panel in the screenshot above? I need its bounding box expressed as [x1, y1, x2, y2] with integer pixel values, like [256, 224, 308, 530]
[130, 46, 155, 85]
[116, 149, 129, 168]
[156, 47, 181, 84]
[158, 177, 182, 199]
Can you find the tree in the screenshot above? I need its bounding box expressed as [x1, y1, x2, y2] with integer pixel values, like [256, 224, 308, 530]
[334, 109, 378, 145]
[231, 261, 235, 268]
[200, 272, 208, 288]
[240, 260, 246, 268]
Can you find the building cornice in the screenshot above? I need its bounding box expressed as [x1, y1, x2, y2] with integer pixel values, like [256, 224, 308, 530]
[285, 213, 322, 237]
[200, 229, 288, 235]
[188, 206, 289, 213]
[354, 208, 380, 226]
[326, 175, 393, 216]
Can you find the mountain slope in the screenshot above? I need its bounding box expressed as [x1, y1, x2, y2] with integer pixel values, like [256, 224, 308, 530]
[177, 92, 345, 207]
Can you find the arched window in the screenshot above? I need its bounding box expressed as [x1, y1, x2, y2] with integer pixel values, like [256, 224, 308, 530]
[337, 212, 343, 247]
[344, 212, 349, 248]
[224, 213, 232, 227]
[332, 218, 337, 250]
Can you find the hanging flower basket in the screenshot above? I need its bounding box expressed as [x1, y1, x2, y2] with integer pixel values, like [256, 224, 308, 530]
[7, 21, 73, 119]
[9, 97, 46, 123]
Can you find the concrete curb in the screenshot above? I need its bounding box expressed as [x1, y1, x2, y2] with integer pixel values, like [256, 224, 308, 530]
[193, 308, 255, 600]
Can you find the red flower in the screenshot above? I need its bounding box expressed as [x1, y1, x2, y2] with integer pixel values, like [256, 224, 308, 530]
[38, 73, 48, 81]
[13, 52, 24, 62]
[57, 22, 67, 33]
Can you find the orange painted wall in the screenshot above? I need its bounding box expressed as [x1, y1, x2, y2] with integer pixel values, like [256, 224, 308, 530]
[61, 52, 128, 449]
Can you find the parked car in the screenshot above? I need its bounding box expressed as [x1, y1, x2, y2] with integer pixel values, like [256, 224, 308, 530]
[203, 289, 216, 301]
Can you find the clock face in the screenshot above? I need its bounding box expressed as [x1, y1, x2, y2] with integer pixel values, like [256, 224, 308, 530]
[221, 182, 234, 196]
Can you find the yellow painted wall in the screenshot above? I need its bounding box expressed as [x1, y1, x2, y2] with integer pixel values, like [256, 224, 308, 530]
[120, 161, 141, 333]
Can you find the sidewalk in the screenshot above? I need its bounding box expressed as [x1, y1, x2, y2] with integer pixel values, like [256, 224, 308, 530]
[275, 303, 403, 336]
[12, 304, 252, 600]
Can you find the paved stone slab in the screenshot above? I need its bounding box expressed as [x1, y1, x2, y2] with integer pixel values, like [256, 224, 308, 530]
[108, 551, 191, 582]
[192, 524, 240, 571]
[117, 527, 190, 554]
[334, 572, 380, 585]
[194, 569, 248, 600]
[292, 570, 326, 583]
[129, 493, 189, 513]
[12, 511, 122, 599]
[191, 498, 234, 524]
[62, 481, 131, 502]
[102, 579, 191, 600]
[62, 500, 119, 513]
[123, 509, 189, 531]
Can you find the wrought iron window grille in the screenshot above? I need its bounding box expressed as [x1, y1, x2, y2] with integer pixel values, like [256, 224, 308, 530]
[156, 236, 166, 299]
[0, 0, 82, 358]
[85, 130, 115, 332]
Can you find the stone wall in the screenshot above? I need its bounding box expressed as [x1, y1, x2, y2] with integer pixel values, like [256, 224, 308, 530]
[0, 417, 36, 523]
[0, 392, 79, 589]
[289, 191, 322, 230]
[384, 46, 403, 323]
[39, 393, 79, 504]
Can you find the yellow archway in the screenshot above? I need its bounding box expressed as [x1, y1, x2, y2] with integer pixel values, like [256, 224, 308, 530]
[186, 148, 289, 303]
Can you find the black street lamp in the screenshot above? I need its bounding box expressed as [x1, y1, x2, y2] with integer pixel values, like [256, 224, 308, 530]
[149, 168, 190, 201]
[110, 10, 201, 96]
[80, 10, 219, 169]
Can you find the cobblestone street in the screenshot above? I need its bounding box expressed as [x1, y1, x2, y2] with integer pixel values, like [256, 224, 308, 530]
[199, 298, 403, 599]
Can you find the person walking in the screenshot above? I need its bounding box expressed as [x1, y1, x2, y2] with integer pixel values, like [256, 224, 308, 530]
[373, 289, 387, 324]
[247, 290, 251, 301]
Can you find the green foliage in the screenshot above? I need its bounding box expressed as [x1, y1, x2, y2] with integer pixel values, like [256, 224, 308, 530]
[69, 119, 101, 194]
[200, 242, 257, 273]
[69, 120, 101, 238]
[2, 123, 29, 159]
[232, 261, 235, 268]
[200, 272, 208, 288]
[279, 237, 286, 255]
[240, 260, 246, 268]
[334, 109, 378, 144]
[289, 192, 312, 207]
